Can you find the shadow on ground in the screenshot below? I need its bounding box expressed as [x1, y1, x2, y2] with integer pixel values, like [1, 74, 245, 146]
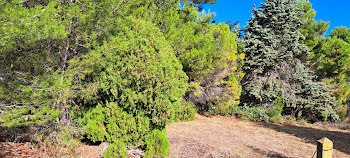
[247, 146, 291, 158]
[0, 126, 32, 142]
[259, 123, 350, 155]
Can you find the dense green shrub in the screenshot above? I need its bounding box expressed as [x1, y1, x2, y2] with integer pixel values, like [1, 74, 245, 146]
[268, 97, 284, 122]
[144, 129, 170, 158]
[238, 106, 270, 121]
[172, 100, 197, 122]
[0, 0, 224, 156]
[209, 104, 268, 121]
[0, 0, 67, 127]
[102, 141, 128, 158]
[67, 17, 189, 156]
[210, 97, 284, 122]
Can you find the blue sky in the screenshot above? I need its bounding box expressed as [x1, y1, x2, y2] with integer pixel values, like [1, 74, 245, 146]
[202, 0, 350, 35]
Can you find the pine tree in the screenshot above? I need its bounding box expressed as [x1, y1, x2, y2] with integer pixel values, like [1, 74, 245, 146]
[151, 1, 244, 112]
[241, 0, 339, 121]
[1, 0, 242, 156]
[313, 27, 350, 120]
[0, 1, 194, 156]
[297, 0, 330, 54]
[330, 27, 350, 43]
[296, 1, 350, 120]
[0, 0, 68, 127]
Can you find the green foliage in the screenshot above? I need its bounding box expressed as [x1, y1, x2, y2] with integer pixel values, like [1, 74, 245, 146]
[68, 17, 189, 155]
[0, 0, 67, 52]
[330, 27, 350, 43]
[164, 8, 239, 81]
[144, 129, 170, 158]
[297, 1, 349, 121]
[145, 0, 244, 114]
[102, 141, 128, 158]
[241, 0, 339, 121]
[297, 0, 330, 56]
[209, 104, 272, 122]
[0, 0, 196, 156]
[311, 27, 350, 120]
[81, 102, 150, 144]
[238, 105, 270, 121]
[172, 101, 197, 122]
[314, 37, 350, 77]
[0, 69, 69, 127]
[0, 0, 68, 127]
[268, 97, 284, 122]
[269, 97, 284, 117]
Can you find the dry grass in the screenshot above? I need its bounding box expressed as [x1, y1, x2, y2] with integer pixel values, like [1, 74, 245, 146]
[167, 114, 350, 158]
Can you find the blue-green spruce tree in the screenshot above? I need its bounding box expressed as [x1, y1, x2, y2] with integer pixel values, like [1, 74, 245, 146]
[241, 0, 339, 121]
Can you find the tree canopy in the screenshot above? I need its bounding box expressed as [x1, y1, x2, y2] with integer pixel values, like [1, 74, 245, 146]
[241, 0, 339, 121]
[0, 0, 241, 157]
[0, 0, 348, 157]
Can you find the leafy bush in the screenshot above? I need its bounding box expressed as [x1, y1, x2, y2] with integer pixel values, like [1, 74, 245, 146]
[144, 129, 170, 158]
[102, 141, 128, 158]
[68, 17, 189, 157]
[239, 106, 270, 121]
[210, 97, 284, 122]
[268, 97, 284, 122]
[172, 101, 197, 122]
[209, 104, 270, 121]
[0, 0, 67, 127]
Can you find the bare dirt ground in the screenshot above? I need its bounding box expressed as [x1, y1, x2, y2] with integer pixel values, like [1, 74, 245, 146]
[0, 142, 107, 158]
[1, 115, 349, 158]
[0, 142, 56, 158]
[167, 114, 350, 158]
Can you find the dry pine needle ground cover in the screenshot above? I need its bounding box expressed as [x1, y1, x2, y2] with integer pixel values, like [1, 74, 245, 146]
[1, 114, 350, 158]
[166, 115, 350, 158]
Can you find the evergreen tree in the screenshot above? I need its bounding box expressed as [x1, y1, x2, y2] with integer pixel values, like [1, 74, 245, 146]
[297, 0, 330, 55]
[69, 17, 189, 157]
[313, 27, 350, 120]
[0, 0, 69, 127]
[296, 1, 350, 120]
[241, 0, 339, 121]
[150, 1, 244, 112]
[0, 0, 241, 156]
[330, 27, 350, 43]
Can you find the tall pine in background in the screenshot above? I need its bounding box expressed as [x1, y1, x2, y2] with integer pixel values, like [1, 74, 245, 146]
[313, 27, 350, 120]
[241, 0, 339, 121]
[297, 0, 329, 55]
[296, 1, 350, 121]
